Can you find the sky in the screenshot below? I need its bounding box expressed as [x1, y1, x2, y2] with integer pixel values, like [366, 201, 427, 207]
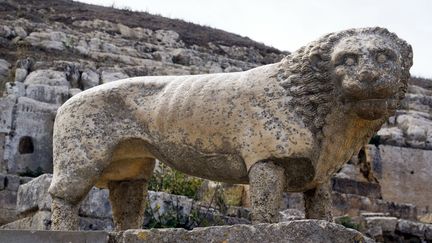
[77, 0, 432, 78]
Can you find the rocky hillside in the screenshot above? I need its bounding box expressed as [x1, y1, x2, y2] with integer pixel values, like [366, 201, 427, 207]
[0, 0, 284, 94]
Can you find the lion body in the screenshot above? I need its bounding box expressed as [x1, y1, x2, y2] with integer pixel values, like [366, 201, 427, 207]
[48, 27, 412, 230]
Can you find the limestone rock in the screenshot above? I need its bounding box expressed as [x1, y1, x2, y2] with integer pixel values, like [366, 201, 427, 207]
[0, 174, 32, 225]
[364, 216, 398, 238]
[0, 59, 10, 80]
[13, 26, 27, 38]
[14, 68, 28, 82]
[396, 219, 429, 239]
[122, 220, 373, 243]
[25, 31, 68, 51]
[3, 97, 58, 174]
[17, 174, 53, 214]
[0, 25, 13, 38]
[279, 209, 305, 221]
[79, 188, 112, 219]
[100, 70, 129, 83]
[25, 84, 69, 104]
[378, 145, 432, 213]
[0, 95, 16, 133]
[24, 70, 69, 87]
[16, 174, 112, 219]
[69, 88, 82, 97]
[5, 82, 25, 97]
[81, 69, 100, 90]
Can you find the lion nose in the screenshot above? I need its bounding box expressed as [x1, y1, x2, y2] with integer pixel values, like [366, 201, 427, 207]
[359, 69, 379, 83]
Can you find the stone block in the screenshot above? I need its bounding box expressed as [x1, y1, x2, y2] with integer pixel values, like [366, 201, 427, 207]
[17, 174, 113, 219]
[79, 217, 114, 231]
[122, 220, 373, 243]
[1, 210, 114, 231]
[147, 191, 193, 226]
[0, 211, 51, 230]
[0, 95, 16, 133]
[0, 174, 32, 224]
[0, 59, 10, 79]
[79, 187, 112, 219]
[279, 209, 305, 221]
[396, 219, 426, 238]
[0, 134, 5, 173]
[80, 69, 100, 90]
[24, 69, 69, 86]
[0, 190, 17, 210]
[364, 216, 397, 237]
[331, 177, 381, 199]
[4, 173, 21, 191]
[5, 82, 25, 96]
[0, 228, 110, 243]
[25, 84, 69, 104]
[14, 68, 28, 82]
[378, 145, 432, 212]
[17, 174, 53, 214]
[3, 97, 58, 174]
[100, 70, 128, 83]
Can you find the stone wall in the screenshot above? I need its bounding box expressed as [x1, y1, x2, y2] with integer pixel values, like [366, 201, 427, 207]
[0, 173, 31, 225]
[368, 145, 432, 214]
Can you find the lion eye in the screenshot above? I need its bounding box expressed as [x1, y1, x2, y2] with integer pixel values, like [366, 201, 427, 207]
[377, 53, 387, 63]
[344, 56, 356, 66]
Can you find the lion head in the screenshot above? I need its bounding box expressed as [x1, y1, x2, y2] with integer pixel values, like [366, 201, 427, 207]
[277, 27, 413, 132]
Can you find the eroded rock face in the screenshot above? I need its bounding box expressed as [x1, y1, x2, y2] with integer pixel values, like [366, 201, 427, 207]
[48, 27, 412, 230]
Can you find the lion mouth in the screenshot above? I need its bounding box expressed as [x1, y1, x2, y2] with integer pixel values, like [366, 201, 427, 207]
[348, 98, 398, 120]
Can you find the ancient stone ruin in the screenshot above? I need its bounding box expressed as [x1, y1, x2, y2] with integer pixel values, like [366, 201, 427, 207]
[0, 0, 431, 242]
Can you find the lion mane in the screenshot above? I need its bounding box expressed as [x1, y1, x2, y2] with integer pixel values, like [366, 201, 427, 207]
[276, 27, 413, 135]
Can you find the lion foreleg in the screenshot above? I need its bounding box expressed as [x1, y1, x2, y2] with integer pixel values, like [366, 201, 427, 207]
[51, 197, 80, 230]
[249, 160, 285, 223]
[303, 181, 333, 221]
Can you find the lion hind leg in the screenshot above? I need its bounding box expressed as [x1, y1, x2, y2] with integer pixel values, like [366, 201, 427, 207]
[108, 179, 150, 230]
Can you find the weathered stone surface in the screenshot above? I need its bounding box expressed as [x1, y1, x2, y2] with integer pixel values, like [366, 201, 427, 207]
[49, 27, 412, 230]
[279, 209, 305, 221]
[0, 59, 10, 81]
[100, 70, 129, 83]
[0, 174, 32, 225]
[5, 82, 25, 97]
[79, 187, 112, 219]
[147, 191, 193, 226]
[331, 177, 381, 199]
[121, 220, 373, 243]
[396, 219, 429, 239]
[25, 31, 67, 51]
[0, 95, 16, 133]
[364, 216, 398, 238]
[331, 191, 417, 220]
[17, 174, 53, 214]
[24, 70, 69, 87]
[0, 229, 110, 243]
[378, 145, 432, 212]
[16, 174, 112, 219]
[25, 84, 69, 104]
[1, 211, 52, 230]
[3, 97, 58, 174]
[81, 69, 100, 89]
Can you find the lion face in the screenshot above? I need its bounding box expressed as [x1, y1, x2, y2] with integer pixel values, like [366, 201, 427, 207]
[331, 34, 404, 120]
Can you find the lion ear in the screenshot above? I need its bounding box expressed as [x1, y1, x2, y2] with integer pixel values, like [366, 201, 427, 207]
[309, 53, 323, 71]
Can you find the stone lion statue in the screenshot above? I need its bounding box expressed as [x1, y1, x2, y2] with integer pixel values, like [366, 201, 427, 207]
[49, 27, 412, 230]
